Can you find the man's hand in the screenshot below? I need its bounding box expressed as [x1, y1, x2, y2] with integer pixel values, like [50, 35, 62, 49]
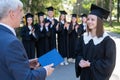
[29, 58, 40, 69]
[44, 63, 54, 76]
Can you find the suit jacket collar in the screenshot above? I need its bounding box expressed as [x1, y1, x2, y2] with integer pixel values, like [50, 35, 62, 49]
[0, 24, 15, 36]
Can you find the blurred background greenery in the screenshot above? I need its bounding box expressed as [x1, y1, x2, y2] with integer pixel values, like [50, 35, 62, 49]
[16, 0, 120, 39]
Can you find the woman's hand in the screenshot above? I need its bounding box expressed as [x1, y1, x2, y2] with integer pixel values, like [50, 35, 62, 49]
[79, 59, 90, 68]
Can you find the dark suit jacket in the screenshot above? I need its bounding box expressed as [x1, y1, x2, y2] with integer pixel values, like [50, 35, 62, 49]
[0, 24, 46, 80]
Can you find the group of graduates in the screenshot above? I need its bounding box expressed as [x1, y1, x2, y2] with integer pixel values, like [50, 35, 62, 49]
[20, 6, 87, 65]
[20, 4, 116, 80]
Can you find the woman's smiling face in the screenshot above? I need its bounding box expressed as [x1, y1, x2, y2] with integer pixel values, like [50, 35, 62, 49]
[87, 14, 97, 30]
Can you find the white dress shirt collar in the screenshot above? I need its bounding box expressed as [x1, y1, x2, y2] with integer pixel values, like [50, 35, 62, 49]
[61, 20, 65, 24]
[47, 17, 54, 21]
[28, 26, 32, 30]
[0, 23, 16, 36]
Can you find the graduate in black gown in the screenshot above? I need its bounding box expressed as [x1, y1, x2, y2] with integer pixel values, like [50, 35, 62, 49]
[79, 13, 87, 35]
[68, 14, 79, 63]
[44, 6, 58, 50]
[20, 13, 36, 59]
[75, 4, 116, 80]
[64, 22, 71, 64]
[34, 12, 51, 57]
[56, 10, 69, 65]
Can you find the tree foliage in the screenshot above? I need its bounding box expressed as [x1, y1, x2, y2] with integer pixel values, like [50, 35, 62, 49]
[21, 0, 62, 15]
[21, 0, 119, 24]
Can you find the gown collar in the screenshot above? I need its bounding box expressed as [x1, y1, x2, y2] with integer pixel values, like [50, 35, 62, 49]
[47, 17, 54, 21]
[83, 32, 109, 45]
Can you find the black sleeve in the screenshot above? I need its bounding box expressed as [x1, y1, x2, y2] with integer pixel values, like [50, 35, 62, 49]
[90, 37, 116, 79]
[75, 36, 84, 77]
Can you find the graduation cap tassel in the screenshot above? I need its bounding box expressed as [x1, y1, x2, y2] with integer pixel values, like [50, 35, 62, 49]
[23, 16, 26, 25]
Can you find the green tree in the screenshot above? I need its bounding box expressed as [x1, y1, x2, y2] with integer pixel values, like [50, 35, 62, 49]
[21, 0, 62, 15]
[117, 0, 120, 22]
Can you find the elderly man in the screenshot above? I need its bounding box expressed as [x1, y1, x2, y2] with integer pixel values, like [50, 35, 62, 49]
[0, 0, 54, 80]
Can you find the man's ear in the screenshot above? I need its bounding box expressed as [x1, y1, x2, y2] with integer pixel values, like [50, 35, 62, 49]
[9, 10, 15, 19]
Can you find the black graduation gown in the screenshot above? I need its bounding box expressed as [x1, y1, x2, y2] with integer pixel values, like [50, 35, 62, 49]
[20, 26, 36, 59]
[44, 18, 58, 50]
[68, 23, 78, 58]
[79, 23, 86, 35]
[56, 22, 67, 57]
[64, 28, 69, 58]
[34, 23, 51, 57]
[75, 34, 116, 80]
[77, 24, 84, 37]
[44, 27, 51, 53]
[34, 24, 45, 57]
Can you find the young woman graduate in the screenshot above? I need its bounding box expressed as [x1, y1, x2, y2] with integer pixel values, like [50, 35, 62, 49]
[20, 13, 36, 59]
[68, 14, 79, 63]
[56, 10, 69, 65]
[34, 12, 51, 57]
[75, 4, 116, 80]
[79, 13, 87, 35]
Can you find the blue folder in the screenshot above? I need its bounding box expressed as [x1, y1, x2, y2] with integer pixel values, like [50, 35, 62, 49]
[38, 49, 64, 67]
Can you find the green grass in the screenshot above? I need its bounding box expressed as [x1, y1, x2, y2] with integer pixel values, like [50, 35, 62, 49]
[104, 21, 120, 34]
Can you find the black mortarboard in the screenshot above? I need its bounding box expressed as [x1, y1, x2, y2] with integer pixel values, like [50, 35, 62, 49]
[90, 4, 110, 19]
[46, 6, 55, 11]
[59, 10, 67, 15]
[24, 13, 34, 25]
[72, 14, 77, 18]
[25, 13, 34, 19]
[80, 13, 87, 17]
[37, 12, 45, 16]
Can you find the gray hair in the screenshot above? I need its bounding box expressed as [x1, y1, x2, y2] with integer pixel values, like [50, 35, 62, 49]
[0, 0, 23, 20]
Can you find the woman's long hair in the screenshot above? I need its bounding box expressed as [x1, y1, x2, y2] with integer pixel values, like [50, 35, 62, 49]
[87, 17, 104, 38]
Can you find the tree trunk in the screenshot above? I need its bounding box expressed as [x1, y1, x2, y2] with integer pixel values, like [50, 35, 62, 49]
[117, 0, 120, 22]
[96, 0, 98, 5]
[109, 0, 113, 27]
[101, 0, 104, 8]
[76, 0, 81, 15]
[27, 0, 32, 13]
